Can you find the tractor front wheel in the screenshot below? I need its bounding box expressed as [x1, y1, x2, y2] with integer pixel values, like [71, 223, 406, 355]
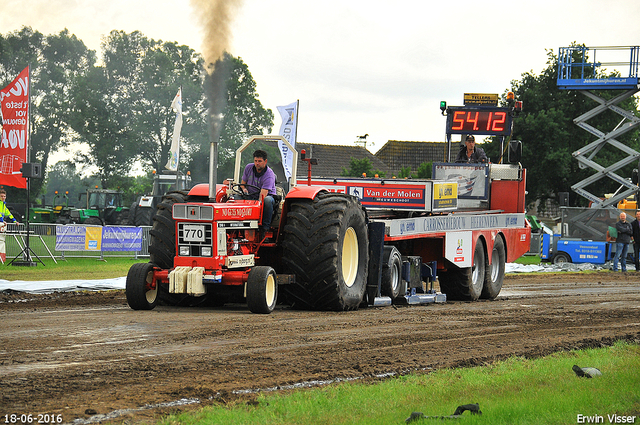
[126, 262, 158, 310]
[246, 266, 278, 314]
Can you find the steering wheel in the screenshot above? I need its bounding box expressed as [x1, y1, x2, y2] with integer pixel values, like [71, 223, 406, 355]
[230, 183, 262, 197]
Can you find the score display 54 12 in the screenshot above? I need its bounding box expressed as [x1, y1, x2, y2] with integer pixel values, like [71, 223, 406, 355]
[446, 107, 513, 136]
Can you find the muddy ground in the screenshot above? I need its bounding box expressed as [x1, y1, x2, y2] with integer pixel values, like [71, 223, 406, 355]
[1, 271, 639, 424]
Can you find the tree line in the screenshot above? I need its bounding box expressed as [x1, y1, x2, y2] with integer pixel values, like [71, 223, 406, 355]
[0, 26, 273, 206]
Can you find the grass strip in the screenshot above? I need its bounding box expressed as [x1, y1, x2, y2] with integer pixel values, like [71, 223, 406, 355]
[159, 341, 640, 425]
[0, 257, 145, 281]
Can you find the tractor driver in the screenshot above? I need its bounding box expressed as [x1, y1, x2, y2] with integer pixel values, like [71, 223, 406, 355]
[239, 150, 277, 233]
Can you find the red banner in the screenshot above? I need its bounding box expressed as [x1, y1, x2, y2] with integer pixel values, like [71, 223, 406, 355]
[0, 66, 29, 189]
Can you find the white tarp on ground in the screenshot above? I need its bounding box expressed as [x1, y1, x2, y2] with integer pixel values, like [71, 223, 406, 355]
[505, 262, 615, 273]
[0, 277, 126, 294]
[0, 261, 622, 294]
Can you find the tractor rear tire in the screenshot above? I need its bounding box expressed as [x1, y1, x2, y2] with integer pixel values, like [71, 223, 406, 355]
[482, 236, 505, 299]
[281, 192, 368, 311]
[246, 266, 278, 314]
[128, 201, 138, 225]
[149, 191, 188, 269]
[114, 210, 130, 225]
[438, 239, 486, 301]
[381, 245, 406, 301]
[126, 262, 158, 310]
[134, 206, 154, 227]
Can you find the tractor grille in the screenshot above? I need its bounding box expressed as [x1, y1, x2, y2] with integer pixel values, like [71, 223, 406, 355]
[177, 222, 213, 257]
[173, 204, 214, 220]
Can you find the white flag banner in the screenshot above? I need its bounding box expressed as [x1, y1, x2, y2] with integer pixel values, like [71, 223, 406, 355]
[165, 88, 183, 171]
[277, 100, 298, 181]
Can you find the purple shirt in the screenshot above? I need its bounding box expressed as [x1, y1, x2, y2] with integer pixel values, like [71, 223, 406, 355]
[241, 163, 276, 196]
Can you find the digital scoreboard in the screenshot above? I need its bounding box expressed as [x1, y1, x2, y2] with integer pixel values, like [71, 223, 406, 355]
[446, 106, 513, 136]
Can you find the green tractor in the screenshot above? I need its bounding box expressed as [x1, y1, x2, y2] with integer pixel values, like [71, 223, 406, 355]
[61, 189, 130, 225]
[22, 191, 72, 224]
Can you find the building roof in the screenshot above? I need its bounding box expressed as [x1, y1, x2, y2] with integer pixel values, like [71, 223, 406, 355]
[374, 140, 447, 176]
[292, 142, 392, 178]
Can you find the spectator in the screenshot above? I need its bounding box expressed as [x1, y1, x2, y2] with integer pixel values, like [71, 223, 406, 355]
[632, 211, 640, 271]
[613, 212, 632, 272]
[0, 188, 19, 263]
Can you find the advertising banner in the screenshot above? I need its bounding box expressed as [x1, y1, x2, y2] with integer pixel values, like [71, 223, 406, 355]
[55, 225, 86, 251]
[0, 67, 29, 189]
[56, 226, 143, 252]
[433, 163, 489, 200]
[101, 226, 142, 251]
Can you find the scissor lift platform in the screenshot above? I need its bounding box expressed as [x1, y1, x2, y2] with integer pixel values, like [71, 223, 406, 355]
[557, 46, 640, 218]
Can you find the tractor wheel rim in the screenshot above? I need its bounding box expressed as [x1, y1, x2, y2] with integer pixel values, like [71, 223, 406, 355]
[472, 252, 481, 286]
[265, 274, 276, 306]
[491, 246, 499, 282]
[342, 227, 359, 288]
[391, 261, 400, 291]
[145, 270, 157, 303]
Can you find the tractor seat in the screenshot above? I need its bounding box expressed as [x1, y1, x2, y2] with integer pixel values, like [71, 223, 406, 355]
[271, 185, 286, 228]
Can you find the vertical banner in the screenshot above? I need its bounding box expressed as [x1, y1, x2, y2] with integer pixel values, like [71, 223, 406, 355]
[165, 88, 183, 171]
[0, 67, 29, 189]
[277, 100, 298, 181]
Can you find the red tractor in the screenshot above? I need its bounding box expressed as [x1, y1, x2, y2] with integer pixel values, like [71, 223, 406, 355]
[126, 135, 370, 313]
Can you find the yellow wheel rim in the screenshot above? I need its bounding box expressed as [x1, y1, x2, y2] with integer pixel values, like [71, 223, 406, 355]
[145, 270, 157, 303]
[342, 227, 359, 288]
[265, 273, 276, 306]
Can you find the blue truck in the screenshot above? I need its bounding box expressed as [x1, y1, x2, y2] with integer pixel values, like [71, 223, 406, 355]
[540, 234, 615, 265]
[537, 206, 636, 265]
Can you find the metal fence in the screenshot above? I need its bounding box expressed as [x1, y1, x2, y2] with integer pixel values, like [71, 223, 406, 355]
[1, 223, 152, 262]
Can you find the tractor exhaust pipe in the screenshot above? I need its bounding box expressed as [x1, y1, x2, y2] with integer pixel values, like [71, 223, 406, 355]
[209, 136, 218, 201]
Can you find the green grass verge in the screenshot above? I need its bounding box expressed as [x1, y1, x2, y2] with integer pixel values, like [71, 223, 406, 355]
[159, 341, 640, 425]
[514, 255, 542, 265]
[0, 257, 146, 281]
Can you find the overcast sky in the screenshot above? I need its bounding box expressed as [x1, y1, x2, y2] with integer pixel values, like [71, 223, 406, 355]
[1, 0, 639, 160]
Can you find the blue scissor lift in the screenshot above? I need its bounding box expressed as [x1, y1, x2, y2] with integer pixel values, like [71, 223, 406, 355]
[557, 46, 640, 240]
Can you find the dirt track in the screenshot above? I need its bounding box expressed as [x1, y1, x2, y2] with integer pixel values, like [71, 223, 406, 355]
[1, 271, 639, 424]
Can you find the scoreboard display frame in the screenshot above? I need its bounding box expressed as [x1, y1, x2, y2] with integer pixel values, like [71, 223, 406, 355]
[446, 106, 513, 136]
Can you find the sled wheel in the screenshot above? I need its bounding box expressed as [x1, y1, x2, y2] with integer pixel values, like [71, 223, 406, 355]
[439, 239, 486, 301]
[381, 246, 406, 300]
[126, 262, 158, 310]
[482, 236, 505, 299]
[246, 266, 278, 314]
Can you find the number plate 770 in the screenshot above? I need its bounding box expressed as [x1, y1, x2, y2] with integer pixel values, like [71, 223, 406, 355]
[183, 224, 205, 242]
